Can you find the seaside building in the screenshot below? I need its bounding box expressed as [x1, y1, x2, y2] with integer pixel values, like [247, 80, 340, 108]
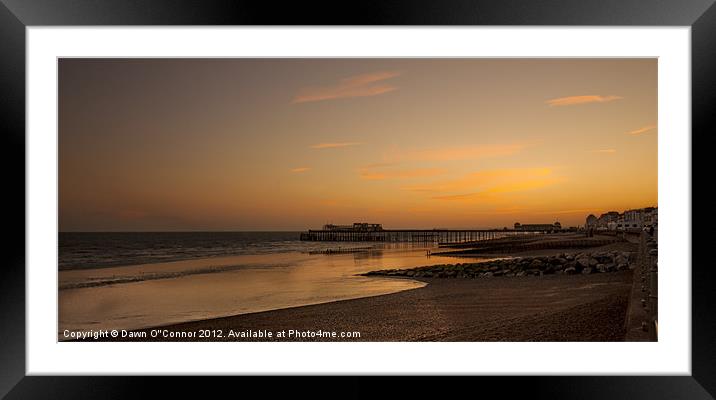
[322, 223, 383, 232]
[514, 222, 562, 232]
[617, 208, 647, 229]
[642, 207, 658, 228]
[596, 211, 620, 229]
[622, 209, 643, 229]
[586, 214, 597, 228]
[585, 207, 657, 231]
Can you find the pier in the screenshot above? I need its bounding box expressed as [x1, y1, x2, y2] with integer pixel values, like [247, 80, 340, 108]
[299, 228, 545, 244]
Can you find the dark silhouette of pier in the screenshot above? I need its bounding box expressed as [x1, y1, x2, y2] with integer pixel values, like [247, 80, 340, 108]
[299, 228, 547, 244]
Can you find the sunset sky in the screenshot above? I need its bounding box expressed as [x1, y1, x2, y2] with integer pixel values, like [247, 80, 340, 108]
[59, 58, 657, 231]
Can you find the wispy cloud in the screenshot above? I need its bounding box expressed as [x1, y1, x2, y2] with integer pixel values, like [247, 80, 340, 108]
[361, 162, 398, 169]
[396, 167, 562, 202]
[290, 167, 311, 173]
[310, 142, 362, 149]
[546, 95, 623, 107]
[491, 206, 528, 214]
[387, 143, 526, 162]
[593, 149, 617, 154]
[402, 167, 553, 194]
[431, 177, 561, 201]
[360, 168, 446, 181]
[627, 124, 657, 135]
[535, 209, 595, 215]
[432, 193, 482, 201]
[292, 71, 400, 104]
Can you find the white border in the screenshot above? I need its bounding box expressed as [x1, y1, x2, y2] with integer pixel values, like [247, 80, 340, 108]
[27, 27, 691, 375]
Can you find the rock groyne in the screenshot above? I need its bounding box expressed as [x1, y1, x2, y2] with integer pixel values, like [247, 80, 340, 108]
[363, 250, 635, 279]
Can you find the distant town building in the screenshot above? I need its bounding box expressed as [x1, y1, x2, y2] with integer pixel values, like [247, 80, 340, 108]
[514, 222, 562, 232]
[586, 214, 597, 228]
[584, 207, 657, 231]
[596, 211, 620, 229]
[642, 207, 658, 227]
[621, 209, 643, 229]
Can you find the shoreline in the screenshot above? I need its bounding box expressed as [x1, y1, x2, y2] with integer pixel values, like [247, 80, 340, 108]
[71, 234, 642, 342]
[91, 270, 633, 342]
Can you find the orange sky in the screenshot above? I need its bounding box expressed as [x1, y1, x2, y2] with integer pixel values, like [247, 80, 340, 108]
[59, 59, 657, 231]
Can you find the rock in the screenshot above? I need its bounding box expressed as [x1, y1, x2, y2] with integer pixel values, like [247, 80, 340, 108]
[566, 255, 574, 261]
[406, 270, 415, 277]
[596, 264, 607, 273]
[617, 263, 628, 271]
[564, 266, 577, 274]
[582, 267, 593, 274]
[493, 270, 504, 277]
[482, 271, 494, 278]
[576, 257, 590, 268]
[589, 258, 598, 267]
[615, 255, 628, 265]
[516, 271, 526, 277]
[596, 254, 612, 263]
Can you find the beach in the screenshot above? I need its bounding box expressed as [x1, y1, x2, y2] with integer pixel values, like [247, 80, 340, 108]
[59, 231, 650, 342]
[75, 234, 639, 342]
[104, 270, 632, 342]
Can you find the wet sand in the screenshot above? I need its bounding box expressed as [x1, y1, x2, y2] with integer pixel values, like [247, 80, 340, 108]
[107, 270, 632, 342]
[59, 249, 441, 334]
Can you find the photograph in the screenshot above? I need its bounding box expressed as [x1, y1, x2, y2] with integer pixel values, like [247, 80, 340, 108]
[3, 0, 712, 395]
[58, 57, 658, 342]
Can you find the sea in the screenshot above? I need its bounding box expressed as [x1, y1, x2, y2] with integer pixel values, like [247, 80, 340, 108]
[58, 232, 488, 337]
[60, 231, 338, 271]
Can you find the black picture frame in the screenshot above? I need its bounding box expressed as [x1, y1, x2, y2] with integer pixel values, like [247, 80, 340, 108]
[1, 0, 713, 398]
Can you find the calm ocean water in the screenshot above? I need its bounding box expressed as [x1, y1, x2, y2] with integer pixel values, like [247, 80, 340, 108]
[58, 232, 456, 334]
[59, 231, 427, 271]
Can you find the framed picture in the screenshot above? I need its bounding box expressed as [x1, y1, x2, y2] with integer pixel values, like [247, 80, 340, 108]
[2, 0, 712, 397]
